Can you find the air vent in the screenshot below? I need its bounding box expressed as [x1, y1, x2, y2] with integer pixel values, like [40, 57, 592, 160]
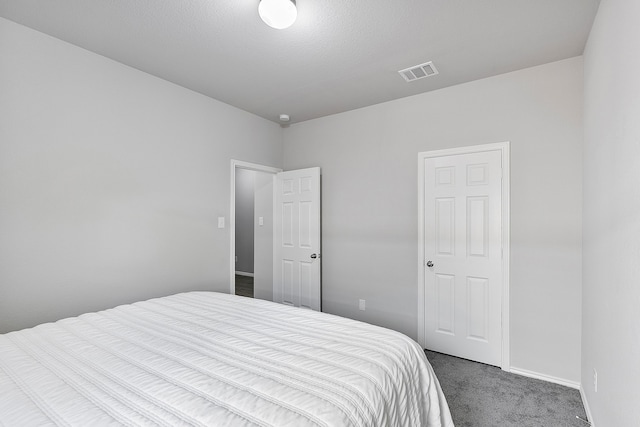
[398, 61, 438, 82]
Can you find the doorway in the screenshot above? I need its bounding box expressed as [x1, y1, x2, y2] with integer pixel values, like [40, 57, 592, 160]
[417, 142, 510, 370]
[234, 168, 257, 297]
[230, 161, 323, 310]
[230, 160, 281, 299]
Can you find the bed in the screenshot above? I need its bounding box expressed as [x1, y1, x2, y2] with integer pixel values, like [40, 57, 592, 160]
[0, 292, 454, 426]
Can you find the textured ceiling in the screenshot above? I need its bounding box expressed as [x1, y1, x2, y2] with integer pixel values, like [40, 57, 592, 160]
[0, 0, 601, 124]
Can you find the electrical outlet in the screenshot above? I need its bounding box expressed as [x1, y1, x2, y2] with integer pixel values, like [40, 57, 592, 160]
[359, 299, 366, 311]
[593, 368, 598, 392]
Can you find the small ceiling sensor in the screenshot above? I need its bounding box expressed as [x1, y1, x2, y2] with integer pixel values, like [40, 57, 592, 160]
[279, 114, 290, 122]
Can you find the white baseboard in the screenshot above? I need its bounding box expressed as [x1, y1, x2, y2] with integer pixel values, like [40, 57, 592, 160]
[235, 271, 254, 277]
[509, 366, 581, 390]
[579, 385, 595, 426]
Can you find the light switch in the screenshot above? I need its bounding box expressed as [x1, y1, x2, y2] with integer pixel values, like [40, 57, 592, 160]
[217, 217, 225, 228]
[259, 216, 264, 226]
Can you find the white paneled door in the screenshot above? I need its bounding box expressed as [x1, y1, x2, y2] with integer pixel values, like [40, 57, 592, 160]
[421, 148, 505, 366]
[273, 167, 321, 311]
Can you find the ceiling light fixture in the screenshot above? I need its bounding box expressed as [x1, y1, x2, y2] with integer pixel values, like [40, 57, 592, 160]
[259, 0, 297, 30]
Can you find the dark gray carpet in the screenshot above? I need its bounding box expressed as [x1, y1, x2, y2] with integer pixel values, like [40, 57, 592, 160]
[425, 350, 589, 427]
[235, 274, 254, 298]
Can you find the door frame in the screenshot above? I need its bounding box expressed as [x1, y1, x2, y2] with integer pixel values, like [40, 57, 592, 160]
[229, 160, 282, 296]
[417, 141, 510, 371]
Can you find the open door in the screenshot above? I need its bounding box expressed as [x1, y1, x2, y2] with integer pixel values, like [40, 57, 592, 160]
[273, 167, 321, 311]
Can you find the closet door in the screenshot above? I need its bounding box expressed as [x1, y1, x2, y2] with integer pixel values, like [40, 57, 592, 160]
[422, 149, 504, 366]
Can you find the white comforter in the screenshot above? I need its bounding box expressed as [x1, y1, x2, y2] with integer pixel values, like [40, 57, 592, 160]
[0, 292, 453, 427]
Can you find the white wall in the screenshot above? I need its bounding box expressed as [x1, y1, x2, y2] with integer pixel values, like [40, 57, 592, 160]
[0, 17, 282, 334]
[582, 0, 640, 425]
[235, 168, 255, 274]
[283, 58, 583, 383]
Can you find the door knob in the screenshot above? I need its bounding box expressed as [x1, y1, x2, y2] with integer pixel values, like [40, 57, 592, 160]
[426, 260, 434, 267]
[310, 253, 320, 259]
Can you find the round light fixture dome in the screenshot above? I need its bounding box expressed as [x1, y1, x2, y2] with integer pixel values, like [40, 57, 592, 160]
[258, 0, 297, 30]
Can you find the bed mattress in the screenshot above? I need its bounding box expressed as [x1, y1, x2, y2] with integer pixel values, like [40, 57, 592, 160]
[0, 292, 453, 426]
